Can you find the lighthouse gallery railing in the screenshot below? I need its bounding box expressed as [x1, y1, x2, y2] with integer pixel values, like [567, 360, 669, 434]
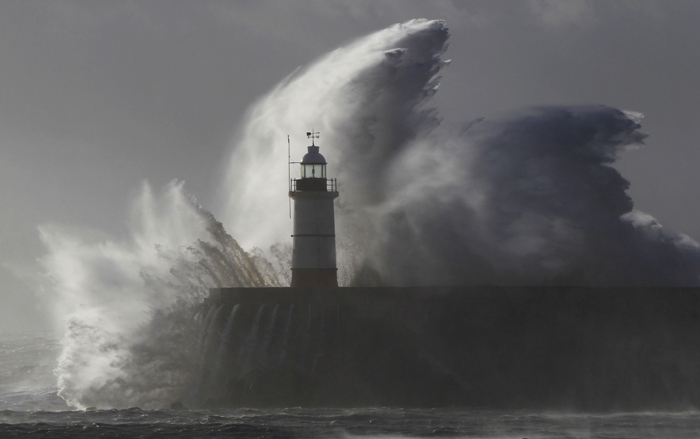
[290, 178, 337, 192]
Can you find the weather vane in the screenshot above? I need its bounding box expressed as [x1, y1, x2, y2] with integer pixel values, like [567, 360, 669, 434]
[306, 130, 320, 146]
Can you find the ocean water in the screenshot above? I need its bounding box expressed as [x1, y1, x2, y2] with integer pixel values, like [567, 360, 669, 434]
[3, 333, 700, 438]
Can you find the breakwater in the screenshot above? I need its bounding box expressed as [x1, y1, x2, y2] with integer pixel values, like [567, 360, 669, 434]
[200, 286, 700, 410]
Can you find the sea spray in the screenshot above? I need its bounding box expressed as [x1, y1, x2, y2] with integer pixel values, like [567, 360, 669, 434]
[258, 304, 279, 366]
[220, 19, 450, 255]
[198, 304, 227, 384]
[221, 18, 700, 286]
[40, 181, 279, 409]
[201, 303, 240, 403]
[214, 304, 241, 373]
[240, 305, 265, 376]
[366, 106, 700, 286]
[280, 304, 294, 362]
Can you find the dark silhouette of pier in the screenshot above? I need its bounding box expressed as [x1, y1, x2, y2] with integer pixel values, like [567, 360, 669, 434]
[201, 286, 700, 410]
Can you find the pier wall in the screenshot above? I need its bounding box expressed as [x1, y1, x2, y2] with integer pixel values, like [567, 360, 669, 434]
[201, 286, 700, 410]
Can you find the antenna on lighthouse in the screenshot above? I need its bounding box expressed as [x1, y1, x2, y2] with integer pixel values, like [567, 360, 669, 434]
[288, 134, 291, 218]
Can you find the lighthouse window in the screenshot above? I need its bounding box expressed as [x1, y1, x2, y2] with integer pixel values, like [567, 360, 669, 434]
[301, 164, 326, 179]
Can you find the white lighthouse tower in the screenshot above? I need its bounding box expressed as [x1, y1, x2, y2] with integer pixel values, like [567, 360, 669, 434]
[289, 131, 339, 287]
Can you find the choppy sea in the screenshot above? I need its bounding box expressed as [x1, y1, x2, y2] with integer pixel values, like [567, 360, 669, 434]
[2, 333, 700, 438]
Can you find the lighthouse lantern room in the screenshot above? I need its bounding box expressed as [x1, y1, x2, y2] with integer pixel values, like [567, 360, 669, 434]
[288, 132, 339, 287]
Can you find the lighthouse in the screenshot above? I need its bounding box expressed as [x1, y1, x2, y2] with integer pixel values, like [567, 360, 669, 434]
[289, 132, 339, 287]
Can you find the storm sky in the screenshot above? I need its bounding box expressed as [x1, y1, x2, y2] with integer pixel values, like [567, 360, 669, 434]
[3, 0, 700, 332]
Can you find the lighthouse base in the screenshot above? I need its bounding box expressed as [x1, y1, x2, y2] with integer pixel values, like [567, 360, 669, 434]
[290, 268, 338, 287]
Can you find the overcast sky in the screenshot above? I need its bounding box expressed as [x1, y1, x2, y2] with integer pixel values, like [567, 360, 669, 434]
[3, 0, 700, 332]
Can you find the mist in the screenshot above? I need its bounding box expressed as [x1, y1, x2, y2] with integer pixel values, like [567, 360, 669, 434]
[39, 182, 280, 408]
[222, 18, 700, 288]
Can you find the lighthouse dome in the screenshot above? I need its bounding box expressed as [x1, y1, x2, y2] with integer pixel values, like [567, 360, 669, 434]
[301, 146, 327, 164]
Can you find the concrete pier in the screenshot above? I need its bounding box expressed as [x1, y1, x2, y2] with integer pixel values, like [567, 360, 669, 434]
[202, 286, 700, 410]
